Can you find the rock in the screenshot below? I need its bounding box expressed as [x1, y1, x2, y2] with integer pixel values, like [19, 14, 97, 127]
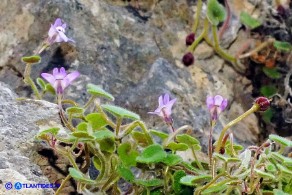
[194, 42, 214, 60]
[0, 82, 55, 194]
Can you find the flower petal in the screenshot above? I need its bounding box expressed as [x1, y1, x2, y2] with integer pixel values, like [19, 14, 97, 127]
[54, 18, 62, 27]
[41, 73, 56, 86]
[164, 98, 176, 116]
[158, 95, 164, 107]
[61, 23, 67, 29]
[163, 93, 170, 104]
[220, 98, 228, 111]
[63, 71, 80, 88]
[56, 31, 68, 42]
[214, 95, 224, 106]
[48, 24, 57, 38]
[206, 96, 214, 110]
[52, 68, 59, 76]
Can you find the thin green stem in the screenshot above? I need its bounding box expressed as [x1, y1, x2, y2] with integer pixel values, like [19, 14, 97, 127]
[163, 125, 192, 147]
[191, 146, 204, 170]
[115, 117, 122, 137]
[195, 172, 232, 194]
[83, 96, 95, 110]
[24, 63, 41, 99]
[62, 99, 78, 106]
[192, 0, 203, 33]
[211, 25, 237, 63]
[215, 104, 260, 153]
[55, 175, 71, 195]
[95, 102, 116, 129]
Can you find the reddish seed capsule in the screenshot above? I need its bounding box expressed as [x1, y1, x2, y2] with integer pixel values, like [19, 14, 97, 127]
[182, 52, 194, 66]
[186, 33, 195, 46]
[255, 97, 270, 111]
[277, 5, 289, 18]
[219, 147, 225, 154]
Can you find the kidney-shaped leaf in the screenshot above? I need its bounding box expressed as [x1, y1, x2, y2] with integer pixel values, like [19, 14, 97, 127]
[85, 113, 107, 130]
[69, 167, 95, 184]
[136, 144, 167, 164]
[87, 83, 114, 101]
[101, 104, 140, 120]
[207, 0, 226, 26]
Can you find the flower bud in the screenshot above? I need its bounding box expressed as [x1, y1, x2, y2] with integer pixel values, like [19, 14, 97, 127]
[182, 52, 194, 66]
[255, 97, 270, 111]
[185, 33, 195, 46]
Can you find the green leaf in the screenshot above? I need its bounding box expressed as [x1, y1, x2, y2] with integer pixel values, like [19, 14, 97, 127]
[117, 165, 135, 182]
[36, 78, 46, 90]
[240, 11, 261, 29]
[136, 144, 167, 164]
[66, 106, 84, 116]
[93, 129, 115, 153]
[266, 163, 277, 173]
[274, 41, 292, 52]
[260, 85, 277, 97]
[87, 83, 114, 101]
[207, 0, 226, 26]
[269, 134, 292, 147]
[38, 127, 60, 136]
[173, 170, 186, 194]
[162, 154, 183, 166]
[150, 129, 169, 140]
[92, 156, 101, 170]
[201, 183, 227, 194]
[132, 131, 151, 147]
[69, 168, 95, 184]
[238, 149, 252, 169]
[71, 131, 95, 140]
[135, 178, 163, 187]
[117, 142, 139, 167]
[255, 169, 276, 180]
[21, 55, 41, 64]
[166, 142, 189, 151]
[263, 67, 281, 79]
[225, 142, 244, 156]
[180, 175, 212, 186]
[101, 104, 140, 120]
[277, 164, 292, 175]
[214, 153, 240, 163]
[176, 134, 199, 146]
[192, 144, 202, 151]
[76, 122, 88, 131]
[85, 113, 107, 130]
[263, 108, 274, 123]
[273, 189, 290, 195]
[45, 83, 56, 95]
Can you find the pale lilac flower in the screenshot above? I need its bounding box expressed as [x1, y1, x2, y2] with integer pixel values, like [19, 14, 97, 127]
[47, 18, 74, 44]
[148, 94, 177, 124]
[206, 95, 228, 121]
[41, 67, 80, 94]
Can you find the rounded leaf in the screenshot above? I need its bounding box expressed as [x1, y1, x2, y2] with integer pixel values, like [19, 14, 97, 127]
[274, 41, 292, 52]
[207, 0, 226, 26]
[101, 104, 140, 120]
[163, 154, 183, 166]
[269, 134, 292, 147]
[166, 142, 188, 151]
[87, 83, 115, 101]
[85, 113, 107, 130]
[22, 55, 41, 64]
[136, 144, 167, 164]
[240, 12, 261, 29]
[69, 168, 95, 184]
[176, 134, 199, 146]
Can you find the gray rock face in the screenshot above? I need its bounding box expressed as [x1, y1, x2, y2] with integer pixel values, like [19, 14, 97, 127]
[0, 1, 262, 192]
[0, 82, 56, 195]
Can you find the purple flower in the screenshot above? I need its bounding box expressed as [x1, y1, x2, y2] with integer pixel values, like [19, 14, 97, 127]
[206, 95, 228, 121]
[41, 67, 80, 94]
[148, 94, 177, 124]
[47, 18, 74, 44]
